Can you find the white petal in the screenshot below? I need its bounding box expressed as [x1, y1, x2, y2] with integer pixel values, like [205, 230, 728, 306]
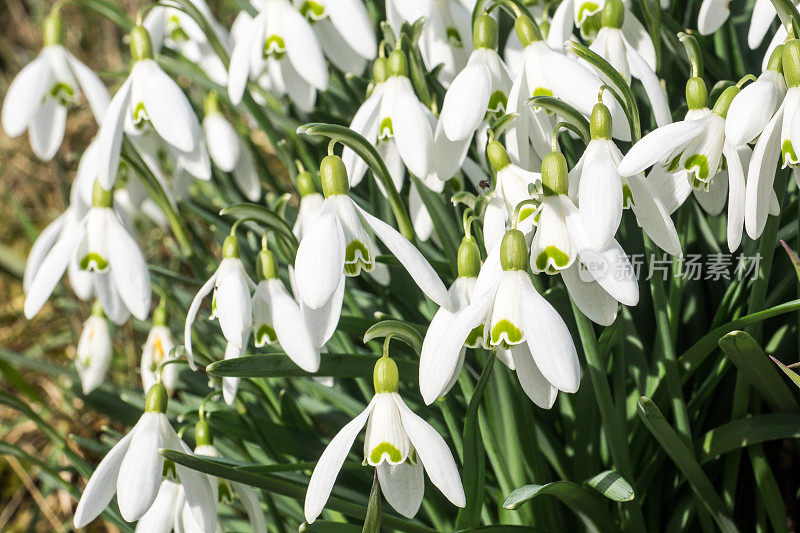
[223, 341, 245, 405]
[545, 0, 574, 51]
[377, 460, 425, 518]
[29, 99, 66, 160]
[24, 217, 86, 319]
[203, 113, 240, 172]
[392, 87, 433, 178]
[483, 195, 507, 253]
[725, 74, 783, 146]
[279, 58, 316, 112]
[561, 264, 619, 326]
[748, 0, 776, 49]
[134, 480, 180, 533]
[391, 0, 432, 23]
[267, 279, 320, 371]
[1, 55, 50, 137]
[627, 174, 682, 256]
[618, 118, 707, 176]
[134, 60, 200, 153]
[301, 273, 345, 348]
[697, 0, 730, 35]
[440, 62, 491, 141]
[510, 343, 559, 408]
[228, 14, 263, 104]
[184, 272, 218, 370]
[117, 413, 164, 521]
[355, 203, 453, 310]
[342, 86, 383, 186]
[316, 18, 369, 74]
[694, 169, 729, 215]
[232, 144, 261, 201]
[621, 10, 657, 70]
[327, 0, 377, 60]
[106, 215, 151, 320]
[746, 105, 782, 239]
[295, 200, 346, 309]
[24, 212, 66, 292]
[723, 141, 746, 252]
[394, 394, 465, 507]
[578, 152, 622, 250]
[169, 432, 218, 531]
[625, 38, 672, 127]
[232, 482, 267, 533]
[304, 401, 373, 523]
[282, 4, 328, 90]
[96, 77, 133, 188]
[73, 430, 134, 528]
[215, 259, 254, 345]
[66, 51, 110, 122]
[518, 277, 580, 392]
[647, 166, 693, 214]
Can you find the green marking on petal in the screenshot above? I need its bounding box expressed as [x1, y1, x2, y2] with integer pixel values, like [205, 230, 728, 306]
[49, 82, 75, 106]
[446, 27, 464, 47]
[535, 245, 570, 273]
[577, 1, 601, 22]
[132, 101, 148, 126]
[344, 240, 373, 276]
[487, 90, 507, 115]
[379, 116, 393, 141]
[491, 319, 523, 346]
[167, 15, 189, 42]
[465, 324, 485, 348]
[532, 87, 553, 98]
[79, 252, 108, 272]
[783, 139, 798, 167]
[264, 35, 286, 59]
[299, 0, 326, 20]
[518, 205, 537, 223]
[684, 153, 709, 182]
[255, 324, 277, 347]
[666, 153, 682, 172]
[218, 480, 234, 504]
[370, 442, 403, 464]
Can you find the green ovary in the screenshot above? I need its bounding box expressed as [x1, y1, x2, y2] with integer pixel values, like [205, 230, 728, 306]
[535, 245, 570, 273]
[80, 252, 108, 272]
[344, 240, 372, 276]
[684, 154, 709, 182]
[491, 319, 523, 346]
[465, 324, 485, 348]
[264, 35, 286, 59]
[255, 324, 277, 346]
[370, 441, 403, 464]
[299, 0, 326, 20]
[783, 139, 798, 166]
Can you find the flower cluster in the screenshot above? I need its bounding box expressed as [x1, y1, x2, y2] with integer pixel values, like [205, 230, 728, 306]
[5, 0, 800, 529]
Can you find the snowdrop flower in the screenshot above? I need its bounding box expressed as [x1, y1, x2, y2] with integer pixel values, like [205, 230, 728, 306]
[141, 303, 179, 396]
[251, 240, 320, 370]
[547, 0, 656, 69]
[697, 0, 729, 36]
[228, 0, 328, 112]
[74, 383, 217, 529]
[1, 11, 109, 160]
[483, 140, 542, 251]
[202, 92, 260, 201]
[620, 81, 747, 251]
[75, 303, 112, 395]
[440, 15, 512, 142]
[513, 14, 631, 141]
[305, 356, 465, 522]
[532, 150, 640, 325]
[24, 181, 152, 323]
[571, 102, 681, 255]
[588, 0, 671, 127]
[418, 235, 488, 402]
[95, 24, 210, 189]
[293, 170, 325, 240]
[144, 0, 230, 85]
[746, 41, 800, 239]
[294, 155, 453, 321]
[420, 227, 581, 406]
[185, 233, 254, 373]
[295, 0, 377, 74]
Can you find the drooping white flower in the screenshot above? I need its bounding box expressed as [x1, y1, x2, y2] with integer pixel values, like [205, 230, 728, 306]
[420, 228, 581, 407]
[74, 383, 217, 529]
[696, 0, 730, 36]
[202, 92, 260, 201]
[228, 0, 328, 111]
[1, 11, 109, 160]
[305, 356, 465, 522]
[294, 0, 377, 74]
[620, 83, 748, 251]
[144, 0, 230, 85]
[24, 181, 152, 323]
[185, 234, 254, 373]
[440, 14, 512, 142]
[141, 304, 178, 396]
[94, 24, 210, 189]
[588, 0, 671, 127]
[294, 155, 453, 324]
[76, 305, 113, 395]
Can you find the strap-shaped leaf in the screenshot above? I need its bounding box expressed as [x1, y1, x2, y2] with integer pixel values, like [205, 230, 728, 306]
[207, 353, 418, 378]
[528, 96, 590, 144]
[585, 471, 635, 502]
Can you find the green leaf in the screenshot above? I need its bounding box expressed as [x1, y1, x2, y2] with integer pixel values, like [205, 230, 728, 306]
[207, 353, 418, 378]
[219, 203, 299, 250]
[363, 320, 424, 355]
[637, 397, 739, 533]
[585, 471, 635, 502]
[410, 175, 462, 273]
[304, 522, 362, 532]
[718, 331, 799, 412]
[502, 481, 621, 532]
[699, 413, 800, 463]
[298, 123, 414, 240]
[770, 356, 800, 389]
[362, 470, 382, 533]
[528, 96, 590, 144]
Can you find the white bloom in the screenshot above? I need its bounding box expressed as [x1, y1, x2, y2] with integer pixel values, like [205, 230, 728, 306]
[697, 0, 729, 36]
[294, 0, 377, 74]
[185, 234, 254, 371]
[228, 0, 328, 111]
[141, 321, 178, 396]
[726, 54, 786, 146]
[24, 183, 151, 323]
[74, 384, 217, 529]
[305, 357, 465, 522]
[95, 25, 210, 189]
[420, 229, 581, 406]
[76, 311, 112, 395]
[202, 93, 260, 201]
[1, 15, 109, 160]
[294, 156, 453, 322]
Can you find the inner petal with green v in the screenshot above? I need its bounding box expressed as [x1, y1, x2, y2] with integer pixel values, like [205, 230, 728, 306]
[378, 116, 393, 141]
[299, 0, 326, 20]
[80, 252, 108, 272]
[491, 318, 523, 347]
[344, 240, 373, 276]
[783, 139, 799, 167]
[683, 153, 709, 183]
[49, 82, 75, 106]
[465, 324, 486, 348]
[264, 35, 286, 59]
[255, 323, 277, 346]
[369, 441, 403, 465]
[535, 245, 571, 274]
